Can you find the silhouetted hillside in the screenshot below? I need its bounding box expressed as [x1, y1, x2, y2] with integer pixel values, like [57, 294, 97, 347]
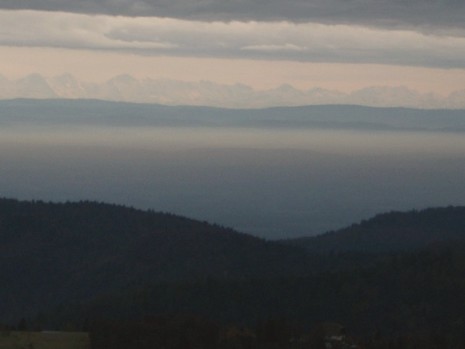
[46, 241, 465, 339]
[284, 206, 465, 253]
[0, 198, 310, 323]
[4, 199, 465, 341]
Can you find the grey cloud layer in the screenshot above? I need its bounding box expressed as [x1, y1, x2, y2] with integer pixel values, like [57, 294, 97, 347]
[2, 10, 465, 68]
[1, 0, 464, 30]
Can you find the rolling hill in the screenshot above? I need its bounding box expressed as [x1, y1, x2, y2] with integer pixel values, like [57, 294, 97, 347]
[3, 198, 465, 340]
[0, 198, 310, 323]
[284, 206, 465, 253]
[1, 98, 465, 131]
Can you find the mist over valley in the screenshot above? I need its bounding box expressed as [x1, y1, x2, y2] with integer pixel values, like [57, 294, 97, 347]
[1, 99, 465, 238]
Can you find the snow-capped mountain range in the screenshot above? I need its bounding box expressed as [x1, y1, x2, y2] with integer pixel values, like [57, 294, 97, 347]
[1, 73, 464, 109]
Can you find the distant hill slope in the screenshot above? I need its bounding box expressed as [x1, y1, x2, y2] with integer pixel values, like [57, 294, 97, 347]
[1, 99, 465, 131]
[0, 198, 309, 323]
[284, 206, 465, 253]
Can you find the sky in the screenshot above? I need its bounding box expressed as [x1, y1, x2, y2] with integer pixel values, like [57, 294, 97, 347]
[1, 0, 465, 106]
[2, 1, 465, 237]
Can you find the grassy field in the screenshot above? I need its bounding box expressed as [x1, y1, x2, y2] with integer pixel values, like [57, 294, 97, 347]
[0, 331, 90, 349]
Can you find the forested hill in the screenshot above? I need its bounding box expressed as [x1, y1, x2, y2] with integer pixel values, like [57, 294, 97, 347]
[284, 206, 465, 253]
[4, 199, 465, 343]
[50, 240, 465, 338]
[0, 198, 309, 322]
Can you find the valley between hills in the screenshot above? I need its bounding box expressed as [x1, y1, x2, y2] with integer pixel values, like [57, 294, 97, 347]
[2, 198, 465, 348]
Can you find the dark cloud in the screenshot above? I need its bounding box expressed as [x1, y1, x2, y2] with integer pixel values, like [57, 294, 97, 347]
[1, 0, 464, 31]
[2, 11, 465, 69]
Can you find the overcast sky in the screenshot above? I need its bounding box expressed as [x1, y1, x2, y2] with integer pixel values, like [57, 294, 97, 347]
[1, 0, 465, 104]
[2, 0, 465, 29]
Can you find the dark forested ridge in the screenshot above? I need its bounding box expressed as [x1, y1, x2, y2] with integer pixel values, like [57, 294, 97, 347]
[0, 198, 311, 323]
[51, 241, 465, 336]
[2, 198, 465, 348]
[283, 206, 465, 253]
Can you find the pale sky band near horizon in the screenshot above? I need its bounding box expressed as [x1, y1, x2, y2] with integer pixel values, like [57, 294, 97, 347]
[0, 0, 465, 107]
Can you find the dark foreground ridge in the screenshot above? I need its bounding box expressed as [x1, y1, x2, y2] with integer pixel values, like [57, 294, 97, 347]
[0, 198, 310, 322]
[2, 198, 465, 347]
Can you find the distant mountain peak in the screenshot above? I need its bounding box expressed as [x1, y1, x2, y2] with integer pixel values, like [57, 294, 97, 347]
[1, 74, 465, 108]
